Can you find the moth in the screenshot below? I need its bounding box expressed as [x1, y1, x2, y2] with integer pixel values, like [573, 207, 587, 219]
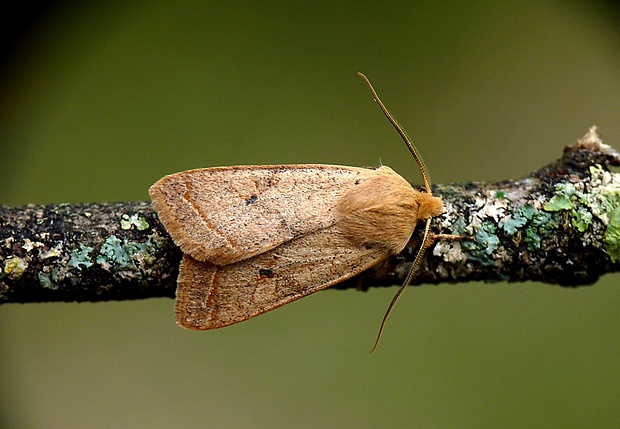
[150, 73, 461, 350]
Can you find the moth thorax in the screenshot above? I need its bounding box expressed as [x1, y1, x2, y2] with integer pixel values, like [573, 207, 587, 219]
[336, 167, 421, 254]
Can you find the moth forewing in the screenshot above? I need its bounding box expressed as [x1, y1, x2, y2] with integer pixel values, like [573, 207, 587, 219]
[149, 164, 380, 265]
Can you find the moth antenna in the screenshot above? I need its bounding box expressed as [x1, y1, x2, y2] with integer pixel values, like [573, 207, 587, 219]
[359, 72, 438, 352]
[370, 219, 434, 353]
[357, 72, 432, 194]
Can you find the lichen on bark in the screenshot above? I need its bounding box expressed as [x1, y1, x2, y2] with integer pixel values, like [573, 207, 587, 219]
[0, 201, 181, 303]
[344, 126, 620, 289]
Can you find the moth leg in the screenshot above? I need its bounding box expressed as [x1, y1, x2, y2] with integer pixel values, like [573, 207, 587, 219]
[428, 233, 475, 244]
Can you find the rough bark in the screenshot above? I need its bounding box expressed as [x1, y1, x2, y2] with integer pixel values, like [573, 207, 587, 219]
[1, 127, 619, 304]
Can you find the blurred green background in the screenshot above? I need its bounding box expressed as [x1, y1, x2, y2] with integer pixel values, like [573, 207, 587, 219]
[2, 1, 620, 428]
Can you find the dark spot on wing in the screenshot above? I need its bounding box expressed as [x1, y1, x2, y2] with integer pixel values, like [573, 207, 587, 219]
[258, 268, 274, 278]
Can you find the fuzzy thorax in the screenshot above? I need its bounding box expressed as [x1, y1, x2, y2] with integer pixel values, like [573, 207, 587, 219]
[336, 166, 444, 254]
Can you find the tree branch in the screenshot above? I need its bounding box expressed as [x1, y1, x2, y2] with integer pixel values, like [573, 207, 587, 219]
[2, 127, 620, 304]
[0, 202, 182, 303]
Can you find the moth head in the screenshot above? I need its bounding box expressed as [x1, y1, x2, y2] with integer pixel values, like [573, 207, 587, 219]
[416, 192, 444, 220]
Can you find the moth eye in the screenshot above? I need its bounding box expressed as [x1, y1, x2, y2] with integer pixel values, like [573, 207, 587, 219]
[245, 195, 258, 205]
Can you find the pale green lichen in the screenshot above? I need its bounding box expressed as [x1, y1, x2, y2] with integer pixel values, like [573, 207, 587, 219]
[38, 272, 54, 288]
[524, 228, 541, 251]
[465, 192, 563, 265]
[96, 235, 160, 278]
[585, 165, 620, 261]
[97, 235, 135, 268]
[450, 217, 470, 236]
[68, 244, 94, 269]
[477, 222, 500, 255]
[543, 184, 576, 211]
[500, 204, 536, 235]
[494, 189, 507, 199]
[604, 210, 620, 262]
[571, 206, 593, 233]
[528, 210, 558, 231]
[461, 190, 508, 265]
[37, 266, 64, 289]
[542, 165, 620, 262]
[120, 213, 150, 231]
[462, 221, 500, 265]
[504, 206, 559, 252]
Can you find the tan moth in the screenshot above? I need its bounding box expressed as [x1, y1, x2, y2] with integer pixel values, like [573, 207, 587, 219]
[149, 73, 460, 350]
